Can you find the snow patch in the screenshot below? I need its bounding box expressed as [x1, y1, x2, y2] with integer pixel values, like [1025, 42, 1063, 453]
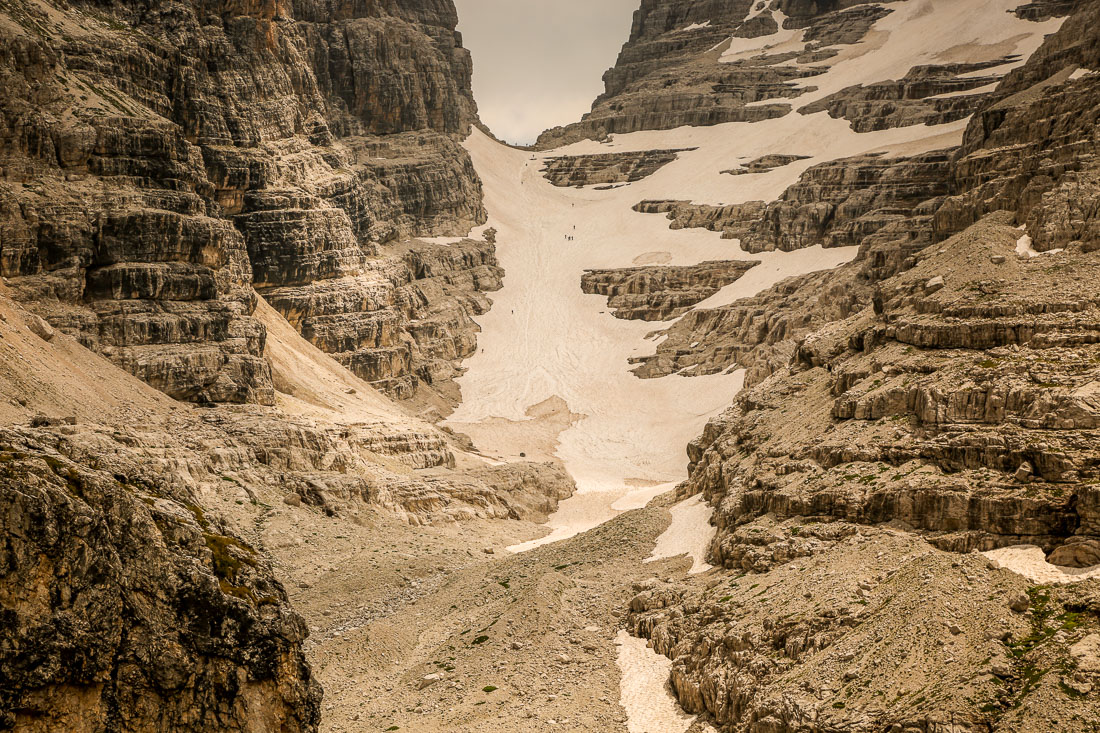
[646, 494, 716, 573]
[983, 545, 1100, 584]
[616, 630, 695, 733]
[1016, 233, 1063, 258]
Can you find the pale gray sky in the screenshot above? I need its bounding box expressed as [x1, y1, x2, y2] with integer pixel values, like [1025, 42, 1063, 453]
[455, 0, 639, 145]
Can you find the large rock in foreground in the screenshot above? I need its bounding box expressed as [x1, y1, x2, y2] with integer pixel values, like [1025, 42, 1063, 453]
[0, 0, 487, 406]
[0, 430, 322, 732]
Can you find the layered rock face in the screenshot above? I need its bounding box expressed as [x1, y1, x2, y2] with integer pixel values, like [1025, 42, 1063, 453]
[0, 0, 488, 406]
[535, 0, 804, 147]
[0, 1, 525, 728]
[638, 149, 953, 253]
[623, 0, 1086, 385]
[581, 260, 758, 321]
[0, 283, 577, 729]
[655, 0, 1100, 574]
[633, 198, 767, 241]
[798, 60, 1013, 133]
[257, 233, 502, 402]
[627, 4, 1100, 728]
[541, 148, 693, 187]
[633, 212, 1100, 733]
[629, 261, 866, 384]
[688, 213, 1100, 562]
[629, 149, 952, 382]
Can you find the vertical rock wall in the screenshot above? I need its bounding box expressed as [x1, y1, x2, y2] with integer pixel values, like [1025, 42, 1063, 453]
[0, 0, 489, 405]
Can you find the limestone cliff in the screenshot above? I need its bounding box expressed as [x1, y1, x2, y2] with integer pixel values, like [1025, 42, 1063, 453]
[534, 0, 978, 148]
[646, 0, 1100, 578]
[581, 260, 759, 321]
[0, 0, 490, 406]
[0, 1, 514, 729]
[631, 3, 1100, 729]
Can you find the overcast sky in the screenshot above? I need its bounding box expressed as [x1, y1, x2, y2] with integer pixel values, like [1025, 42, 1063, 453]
[454, 0, 639, 145]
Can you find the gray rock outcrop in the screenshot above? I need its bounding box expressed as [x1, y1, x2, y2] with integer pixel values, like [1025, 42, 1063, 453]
[0, 429, 322, 731]
[581, 260, 759, 321]
[541, 148, 694, 187]
[0, 0, 488, 406]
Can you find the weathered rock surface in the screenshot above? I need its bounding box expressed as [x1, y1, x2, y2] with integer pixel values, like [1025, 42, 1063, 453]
[634, 0, 1100, 559]
[261, 234, 503, 402]
[621, 9, 1100, 730]
[638, 149, 953, 253]
[935, 5, 1100, 249]
[461, 462, 576, 523]
[680, 147, 1100, 557]
[627, 148, 951, 382]
[633, 198, 767, 242]
[0, 430, 322, 732]
[1013, 0, 1077, 21]
[628, 0, 1087, 386]
[629, 259, 868, 384]
[743, 149, 953, 253]
[799, 60, 1012, 133]
[541, 148, 694, 187]
[722, 153, 810, 175]
[0, 0, 488, 406]
[0, 282, 577, 729]
[581, 260, 759, 321]
[533, 1, 929, 148]
[684, 221, 1100, 568]
[628, 528, 1100, 732]
[535, 0, 835, 148]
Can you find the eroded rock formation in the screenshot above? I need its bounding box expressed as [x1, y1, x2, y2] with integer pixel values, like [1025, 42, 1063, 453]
[0, 430, 322, 732]
[535, 0, 823, 148]
[722, 153, 810, 175]
[581, 260, 759, 321]
[0, 0, 489, 406]
[0, 283, 576, 729]
[541, 148, 694, 187]
[259, 235, 502, 401]
[534, 1, 916, 148]
[610, 3, 1100, 730]
[798, 60, 1012, 133]
[0, 0, 519, 728]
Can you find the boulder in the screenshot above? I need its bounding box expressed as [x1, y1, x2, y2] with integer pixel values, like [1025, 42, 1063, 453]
[1048, 539, 1100, 568]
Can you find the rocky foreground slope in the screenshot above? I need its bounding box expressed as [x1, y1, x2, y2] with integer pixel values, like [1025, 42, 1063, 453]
[0, 277, 575, 729]
[0, 0, 575, 729]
